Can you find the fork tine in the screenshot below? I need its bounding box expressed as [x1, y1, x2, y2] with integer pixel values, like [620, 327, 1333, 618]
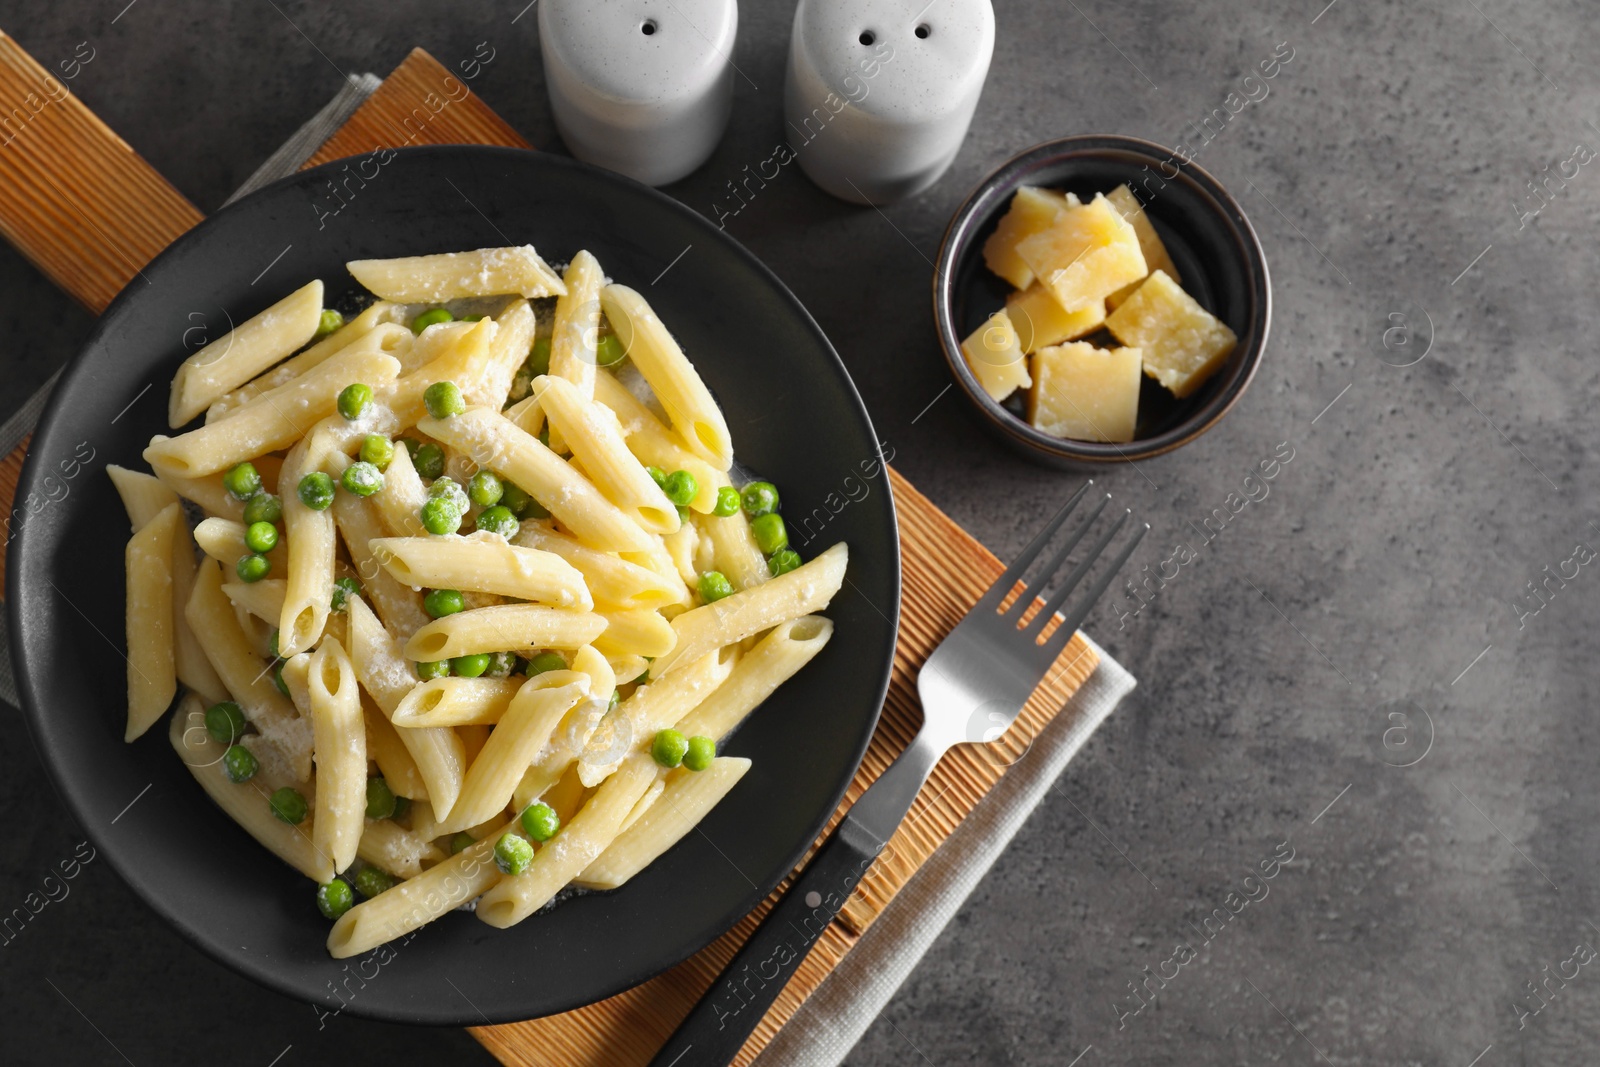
[1039, 520, 1150, 658]
[975, 481, 1092, 612]
[1024, 509, 1131, 636]
[1002, 494, 1110, 619]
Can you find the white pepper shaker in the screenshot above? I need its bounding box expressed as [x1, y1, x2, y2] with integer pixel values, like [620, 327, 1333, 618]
[539, 0, 738, 187]
[785, 0, 994, 205]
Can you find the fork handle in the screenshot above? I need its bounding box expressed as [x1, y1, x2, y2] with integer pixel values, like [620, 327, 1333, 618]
[647, 814, 883, 1067]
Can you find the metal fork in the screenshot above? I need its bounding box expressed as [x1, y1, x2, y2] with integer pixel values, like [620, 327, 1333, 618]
[650, 482, 1146, 1067]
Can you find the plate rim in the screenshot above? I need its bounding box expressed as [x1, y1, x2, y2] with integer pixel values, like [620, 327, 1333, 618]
[8, 144, 902, 1024]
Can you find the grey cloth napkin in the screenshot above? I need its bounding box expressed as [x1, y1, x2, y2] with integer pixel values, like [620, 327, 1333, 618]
[0, 77, 1141, 1067]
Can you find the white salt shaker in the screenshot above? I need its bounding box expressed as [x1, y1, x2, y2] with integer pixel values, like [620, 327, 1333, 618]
[785, 0, 994, 204]
[539, 0, 738, 187]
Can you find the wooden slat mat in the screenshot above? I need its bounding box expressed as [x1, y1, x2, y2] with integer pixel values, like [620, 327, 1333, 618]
[0, 40, 1100, 1066]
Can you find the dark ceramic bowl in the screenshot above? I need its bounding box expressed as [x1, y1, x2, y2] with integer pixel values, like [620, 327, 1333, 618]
[9, 146, 899, 1024]
[933, 135, 1271, 466]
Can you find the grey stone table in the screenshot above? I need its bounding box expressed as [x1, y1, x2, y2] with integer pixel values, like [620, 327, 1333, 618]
[3, 2, 1595, 1064]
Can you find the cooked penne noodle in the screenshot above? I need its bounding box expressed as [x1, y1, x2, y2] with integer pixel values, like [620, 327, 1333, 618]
[512, 523, 683, 610]
[346, 246, 567, 303]
[277, 436, 337, 657]
[599, 284, 733, 470]
[593, 607, 677, 659]
[663, 519, 701, 586]
[307, 639, 366, 874]
[418, 408, 655, 557]
[477, 298, 536, 410]
[404, 604, 607, 662]
[439, 671, 590, 834]
[457, 723, 492, 766]
[357, 816, 445, 880]
[146, 328, 405, 476]
[534, 374, 679, 534]
[577, 757, 752, 889]
[548, 251, 602, 398]
[391, 676, 524, 728]
[590, 371, 721, 512]
[124, 502, 180, 741]
[151, 463, 245, 521]
[676, 616, 834, 741]
[206, 301, 407, 422]
[652, 542, 847, 677]
[371, 437, 428, 538]
[364, 698, 427, 800]
[194, 516, 289, 574]
[108, 465, 179, 528]
[221, 577, 287, 623]
[332, 491, 431, 638]
[476, 753, 658, 928]
[616, 773, 667, 835]
[170, 520, 229, 704]
[169, 280, 324, 427]
[347, 597, 466, 821]
[700, 509, 770, 591]
[578, 647, 737, 787]
[327, 818, 513, 958]
[370, 532, 591, 609]
[510, 646, 615, 809]
[503, 393, 545, 436]
[169, 697, 334, 882]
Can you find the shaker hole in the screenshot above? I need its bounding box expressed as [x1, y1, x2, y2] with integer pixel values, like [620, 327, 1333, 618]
[915, 24, 931, 38]
[641, 19, 658, 35]
[859, 30, 876, 46]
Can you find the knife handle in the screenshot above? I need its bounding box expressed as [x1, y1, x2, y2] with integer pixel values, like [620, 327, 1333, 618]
[648, 815, 884, 1067]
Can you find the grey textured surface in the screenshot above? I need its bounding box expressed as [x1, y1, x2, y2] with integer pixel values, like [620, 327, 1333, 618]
[2, 1, 1596, 1065]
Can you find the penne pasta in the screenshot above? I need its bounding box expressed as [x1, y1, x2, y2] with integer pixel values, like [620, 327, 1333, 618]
[169, 280, 324, 427]
[357, 816, 446, 880]
[369, 532, 591, 609]
[332, 490, 431, 638]
[675, 616, 834, 741]
[578, 647, 737, 787]
[404, 604, 608, 662]
[308, 638, 366, 875]
[346, 246, 567, 303]
[590, 371, 722, 512]
[124, 502, 180, 741]
[371, 435, 429, 538]
[651, 542, 847, 677]
[548, 251, 603, 398]
[364, 697, 427, 800]
[194, 516, 289, 575]
[477, 298, 537, 410]
[576, 757, 752, 889]
[391, 676, 524, 728]
[277, 436, 337, 657]
[108, 464, 179, 529]
[534, 374, 680, 534]
[599, 284, 733, 470]
[699, 509, 770, 591]
[513, 523, 684, 610]
[221, 577, 287, 623]
[593, 607, 677, 659]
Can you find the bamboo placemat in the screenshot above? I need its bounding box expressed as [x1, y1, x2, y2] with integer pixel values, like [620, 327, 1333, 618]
[0, 40, 1099, 1066]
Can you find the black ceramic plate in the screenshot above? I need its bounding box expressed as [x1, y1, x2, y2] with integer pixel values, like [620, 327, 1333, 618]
[9, 146, 899, 1024]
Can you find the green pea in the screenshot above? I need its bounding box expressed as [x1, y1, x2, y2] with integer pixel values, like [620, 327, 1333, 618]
[520, 802, 560, 842]
[420, 496, 463, 535]
[354, 866, 396, 897]
[205, 701, 247, 744]
[449, 831, 476, 855]
[316, 878, 354, 919]
[468, 470, 503, 507]
[475, 505, 518, 538]
[337, 382, 372, 420]
[526, 651, 566, 675]
[331, 576, 362, 612]
[273, 662, 290, 698]
[713, 485, 741, 517]
[428, 477, 468, 511]
[527, 336, 552, 377]
[365, 776, 397, 820]
[594, 333, 627, 367]
[484, 651, 517, 677]
[460, 314, 483, 322]
[494, 832, 535, 875]
[297, 471, 335, 511]
[244, 521, 279, 553]
[341, 461, 384, 497]
[413, 442, 445, 480]
[662, 470, 698, 506]
[411, 308, 454, 334]
[651, 728, 689, 768]
[400, 436, 423, 460]
[242, 492, 283, 525]
[315, 309, 344, 338]
[360, 434, 395, 470]
[270, 786, 308, 825]
[416, 659, 450, 680]
[236, 553, 271, 583]
[424, 588, 464, 618]
[498, 480, 548, 519]
[768, 549, 802, 577]
[740, 481, 779, 517]
[222, 744, 258, 783]
[645, 466, 667, 489]
[677, 504, 691, 523]
[750, 512, 788, 554]
[424, 380, 466, 419]
[683, 735, 716, 772]
[452, 653, 491, 678]
[268, 628, 281, 659]
[698, 571, 733, 603]
[222, 462, 262, 501]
